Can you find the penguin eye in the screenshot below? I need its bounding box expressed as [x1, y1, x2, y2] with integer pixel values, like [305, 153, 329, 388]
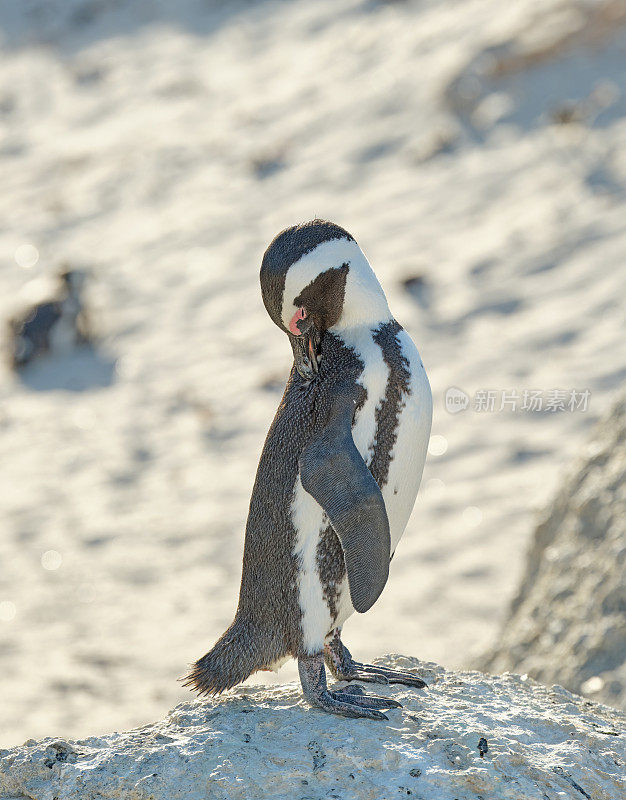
[288, 306, 307, 335]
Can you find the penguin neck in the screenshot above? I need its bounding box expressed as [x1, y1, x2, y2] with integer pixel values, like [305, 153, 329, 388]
[323, 315, 394, 368]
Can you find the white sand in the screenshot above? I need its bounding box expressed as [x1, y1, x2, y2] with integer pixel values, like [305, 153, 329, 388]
[0, 0, 624, 747]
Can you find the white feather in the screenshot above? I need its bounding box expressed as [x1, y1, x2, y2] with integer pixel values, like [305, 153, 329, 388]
[291, 476, 332, 654]
[339, 326, 389, 465]
[382, 329, 432, 554]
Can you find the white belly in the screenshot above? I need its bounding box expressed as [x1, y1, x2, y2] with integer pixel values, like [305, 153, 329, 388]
[334, 327, 432, 630]
[291, 475, 333, 654]
[293, 325, 432, 651]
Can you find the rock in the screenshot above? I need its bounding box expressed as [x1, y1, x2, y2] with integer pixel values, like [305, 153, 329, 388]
[481, 396, 626, 709]
[1, 656, 624, 800]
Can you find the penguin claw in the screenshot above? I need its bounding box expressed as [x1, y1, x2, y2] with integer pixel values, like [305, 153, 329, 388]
[317, 697, 389, 720]
[346, 670, 389, 685]
[324, 632, 427, 689]
[332, 687, 402, 710]
[353, 663, 427, 688]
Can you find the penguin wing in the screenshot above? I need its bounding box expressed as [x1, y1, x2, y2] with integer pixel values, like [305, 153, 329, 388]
[299, 383, 390, 614]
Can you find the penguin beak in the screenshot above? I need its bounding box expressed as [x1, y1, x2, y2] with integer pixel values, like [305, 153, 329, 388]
[291, 320, 320, 380]
[307, 334, 319, 369]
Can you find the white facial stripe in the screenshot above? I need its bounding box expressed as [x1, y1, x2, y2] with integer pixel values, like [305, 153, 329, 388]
[281, 238, 391, 331]
[281, 239, 357, 328]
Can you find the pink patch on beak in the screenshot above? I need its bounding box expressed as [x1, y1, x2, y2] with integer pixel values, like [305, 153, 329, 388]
[289, 306, 307, 335]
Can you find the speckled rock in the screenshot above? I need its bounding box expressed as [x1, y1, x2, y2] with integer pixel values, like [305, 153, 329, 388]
[1, 656, 624, 800]
[481, 396, 626, 710]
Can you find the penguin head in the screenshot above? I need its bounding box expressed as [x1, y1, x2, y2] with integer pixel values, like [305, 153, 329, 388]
[260, 219, 390, 379]
[58, 268, 87, 299]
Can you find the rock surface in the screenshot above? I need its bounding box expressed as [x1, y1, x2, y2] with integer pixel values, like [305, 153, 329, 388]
[1, 656, 624, 800]
[481, 397, 626, 710]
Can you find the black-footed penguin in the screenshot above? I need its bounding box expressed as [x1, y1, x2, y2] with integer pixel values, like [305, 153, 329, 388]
[8, 269, 91, 370]
[186, 220, 432, 719]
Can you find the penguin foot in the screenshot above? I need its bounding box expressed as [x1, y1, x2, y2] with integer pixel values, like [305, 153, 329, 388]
[324, 630, 427, 689]
[343, 663, 427, 688]
[298, 653, 392, 720]
[333, 684, 402, 710]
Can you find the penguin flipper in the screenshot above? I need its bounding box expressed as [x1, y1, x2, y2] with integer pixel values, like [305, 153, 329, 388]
[299, 384, 390, 614]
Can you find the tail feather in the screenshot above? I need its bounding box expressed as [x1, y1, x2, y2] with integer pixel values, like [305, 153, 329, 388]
[183, 617, 267, 696]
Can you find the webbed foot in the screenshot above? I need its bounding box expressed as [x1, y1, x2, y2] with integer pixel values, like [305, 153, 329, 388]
[298, 653, 399, 720]
[332, 683, 402, 710]
[324, 629, 427, 689]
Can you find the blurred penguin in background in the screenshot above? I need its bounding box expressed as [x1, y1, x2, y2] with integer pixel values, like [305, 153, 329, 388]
[7, 268, 92, 370]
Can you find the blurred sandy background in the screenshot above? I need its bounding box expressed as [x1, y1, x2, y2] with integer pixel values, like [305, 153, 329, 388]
[0, 0, 625, 748]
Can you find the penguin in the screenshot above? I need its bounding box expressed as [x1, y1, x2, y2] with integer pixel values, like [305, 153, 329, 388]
[185, 220, 433, 719]
[8, 268, 91, 370]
